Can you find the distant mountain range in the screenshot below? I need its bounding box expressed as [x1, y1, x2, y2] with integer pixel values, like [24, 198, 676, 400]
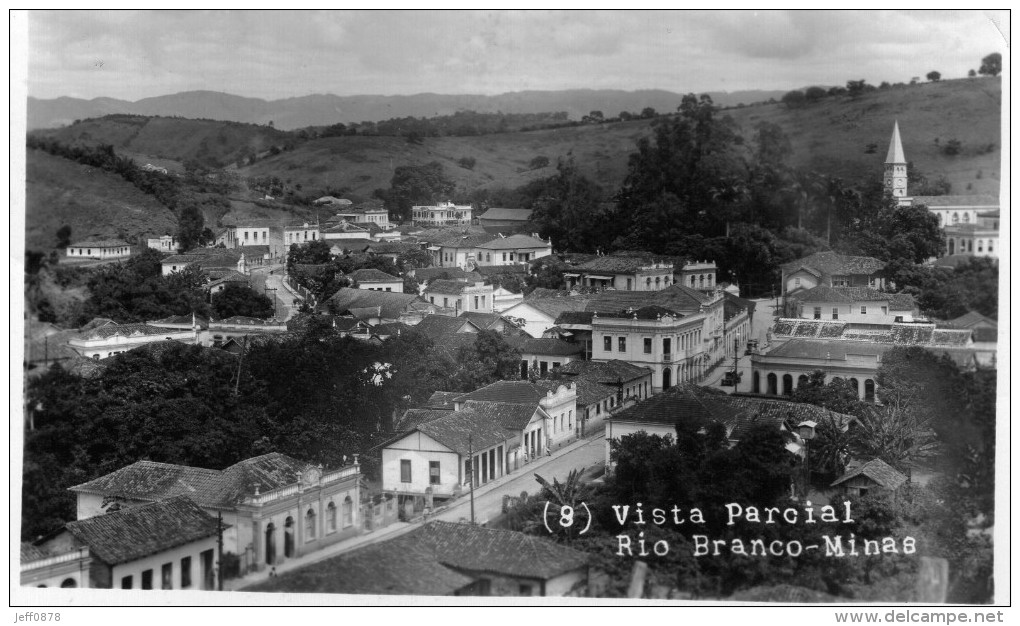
[26, 89, 790, 131]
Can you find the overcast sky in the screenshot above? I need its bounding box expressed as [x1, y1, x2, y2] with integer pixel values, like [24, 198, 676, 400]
[26, 10, 1009, 101]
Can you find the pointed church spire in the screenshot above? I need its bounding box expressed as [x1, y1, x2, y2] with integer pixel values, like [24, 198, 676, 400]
[885, 120, 906, 164]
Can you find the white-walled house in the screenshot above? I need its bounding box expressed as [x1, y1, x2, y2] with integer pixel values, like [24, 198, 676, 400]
[788, 287, 917, 325]
[781, 252, 886, 297]
[412, 201, 473, 227]
[146, 235, 177, 253]
[381, 407, 512, 502]
[350, 268, 403, 293]
[475, 234, 552, 267]
[68, 453, 362, 576]
[66, 239, 132, 261]
[32, 497, 221, 590]
[68, 321, 200, 360]
[423, 280, 494, 315]
[454, 380, 579, 453]
[284, 223, 320, 247]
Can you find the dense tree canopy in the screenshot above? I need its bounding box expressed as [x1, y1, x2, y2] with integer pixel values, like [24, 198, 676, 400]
[383, 161, 456, 221]
[211, 283, 275, 319]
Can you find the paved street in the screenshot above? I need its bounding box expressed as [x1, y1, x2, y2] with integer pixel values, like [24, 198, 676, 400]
[702, 297, 777, 393]
[247, 265, 298, 321]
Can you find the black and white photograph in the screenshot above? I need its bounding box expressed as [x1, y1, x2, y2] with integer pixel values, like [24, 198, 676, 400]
[12, 9, 1008, 614]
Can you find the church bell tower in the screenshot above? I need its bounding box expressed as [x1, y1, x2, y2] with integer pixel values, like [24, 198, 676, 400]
[884, 121, 908, 198]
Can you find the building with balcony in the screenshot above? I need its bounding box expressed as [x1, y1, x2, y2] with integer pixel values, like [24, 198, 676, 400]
[412, 202, 473, 227]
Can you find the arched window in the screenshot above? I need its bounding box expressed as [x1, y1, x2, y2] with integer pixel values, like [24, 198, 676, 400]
[305, 508, 317, 541]
[284, 517, 295, 558]
[782, 374, 793, 396]
[977, 240, 984, 252]
[61, 578, 77, 588]
[662, 368, 672, 391]
[327, 502, 337, 532]
[952, 212, 959, 224]
[797, 374, 809, 388]
[864, 379, 876, 403]
[265, 522, 276, 565]
[849, 378, 860, 397]
[690, 276, 696, 287]
[948, 239, 956, 255]
[699, 275, 705, 288]
[646, 277, 652, 288]
[962, 213, 970, 223]
[655, 276, 661, 288]
[753, 371, 761, 393]
[767, 373, 778, 395]
[342, 496, 354, 528]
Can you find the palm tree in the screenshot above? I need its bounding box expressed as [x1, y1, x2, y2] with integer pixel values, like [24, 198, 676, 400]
[851, 400, 940, 472]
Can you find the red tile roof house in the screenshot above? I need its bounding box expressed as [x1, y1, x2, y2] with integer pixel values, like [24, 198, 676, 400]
[28, 496, 221, 590]
[246, 520, 590, 597]
[781, 251, 887, 297]
[68, 453, 362, 579]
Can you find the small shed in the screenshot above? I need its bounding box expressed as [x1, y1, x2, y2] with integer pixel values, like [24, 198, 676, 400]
[830, 458, 908, 498]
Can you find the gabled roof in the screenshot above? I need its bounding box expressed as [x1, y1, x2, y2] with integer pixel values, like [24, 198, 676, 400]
[887, 293, 917, 311]
[513, 297, 590, 320]
[64, 496, 221, 566]
[416, 408, 511, 456]
[412, 314, 481, 340]
[350, 268, 400, 283]
[372, 321, 412, 337]
[436, 233, 497, 248]
[68, 239, 130, 248]
[363, 241, 421, 255]
[247, 520, 587, 595]
[792, 286, 893, 304]
[831, 458, 907, 490]
[947, 311, 997, 329]
[460, 401, 544, 432]
[393, 408, 454, 434]
[69, 453, 320, 509]
[558, 359, 651, 384]
[781, 251, 885, 277]
[575, 254, 671, 274]
[454, 380, 570, 406]
[477, 208, 533, 221]
[425, 279, 477, 295]
[74, 322, 190, 341]
[526, 287, 572, 299]
[325, 288, 424, 320]
[476, 234, 548, 250]
[458, 311, 504, 329]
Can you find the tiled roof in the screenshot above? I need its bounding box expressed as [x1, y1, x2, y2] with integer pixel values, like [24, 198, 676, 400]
[411, 521, 589, 579]
[394, 407, 452, 433]
[477, 208, 533, 221]
[350, 268, 400, 283]
[831, 458, 907, 490]
[372, 321, 412, 337]
[412, 314, 479, 340]
[567, 376, 617, 406]
[910, 194, 998, 207]
[426, 279, 475, 295]
[213, 316, 283, 326]
[325, 288, 423, 320]
[75, 322, 190, 340]
[554, 311, 596, 326]
[947, 311, 997, 328]
[417, 408, 511, 455]
[575, 254, 671, 274]
[363, 241, 421, 254]
[792, 286, 892, 303]
[237, 245, 271, 256]
[454, 380, 561, 405]
[458, 311, 504, 329]
[65, 496, 221, 565]
[414, 267, 483, 283]
[505, 336, 584, 356]
[972, 327, 997, 343]
[473, 265, 528, 277]
[246, 535, 475, 595]
[888, 293, 916, 311]
[526, 287, 572, 299]
[518, 297, 591, 320]
[21, 542, 50, 562]
[781, 251, 885, 276]
[437, 233, 497, 248]
[476, 234, 548, 250]
[68, 239, 130, 248]
[423, 391, 460, 410]
[69, 453, 319, 508]
[558, 359, 651, 384]
[453, 401, 540, 433]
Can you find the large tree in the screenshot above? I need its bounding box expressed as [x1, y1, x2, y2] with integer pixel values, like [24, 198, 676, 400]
[211, 283, 275, 319]
[526, 159, 613, 253]
[384, 161, 455, 221]
[978, 52, 1001, 77]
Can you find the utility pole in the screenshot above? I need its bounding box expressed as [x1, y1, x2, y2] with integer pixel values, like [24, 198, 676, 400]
[468, 434, 475, 525]
[216, 512, 224, 591]
[234, 335, 247, 396]
[733, 336, 740, 392]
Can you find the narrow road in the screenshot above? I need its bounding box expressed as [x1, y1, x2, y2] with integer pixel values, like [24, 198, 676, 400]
[248, 265, 298, 321]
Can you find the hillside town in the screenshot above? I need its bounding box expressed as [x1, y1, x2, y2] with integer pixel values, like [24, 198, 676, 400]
[19, 11, 1002, 607]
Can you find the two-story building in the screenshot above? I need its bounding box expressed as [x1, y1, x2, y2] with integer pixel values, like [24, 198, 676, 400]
[475, 234, 552, 267]
[423, 280, 494, 315]
[944, 210, 1000, 258]
[283, 222, 320, 247]
[563, 255, 675, 291]
[678, 260, 719, 291]
[781, 252, 887, 297]
[786, 287, 918, 324]
[412, 202, 473, 227]
[453, 380, 579, 454]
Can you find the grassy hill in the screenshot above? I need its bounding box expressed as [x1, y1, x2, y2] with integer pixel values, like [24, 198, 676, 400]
[25, 148, 179, 252]
[31, 114, 293, 170]
[239, 77, 1002, 199]
[24, 78, 1001, 231]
